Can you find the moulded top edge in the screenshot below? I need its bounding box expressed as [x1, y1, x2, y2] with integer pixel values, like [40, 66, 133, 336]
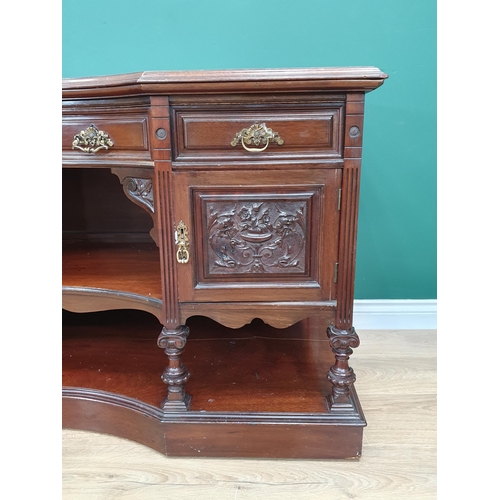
[62, 67, 388, 91]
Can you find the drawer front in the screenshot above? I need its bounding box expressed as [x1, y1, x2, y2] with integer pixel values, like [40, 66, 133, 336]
[171, 102, 344, 163]
[63, 115, 149, 153]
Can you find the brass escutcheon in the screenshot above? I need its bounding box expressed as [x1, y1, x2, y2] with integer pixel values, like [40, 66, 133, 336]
[231, 123, 284, 152]
[175, 221, 190, 264]
[72, 124, 114, 153]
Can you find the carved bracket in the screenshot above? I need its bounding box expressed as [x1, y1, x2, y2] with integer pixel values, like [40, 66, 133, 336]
[123, 177, 154, 214]
[157, 325, 191, 411]
[326, 326, 360, 408]
[110, 168, 159, 246]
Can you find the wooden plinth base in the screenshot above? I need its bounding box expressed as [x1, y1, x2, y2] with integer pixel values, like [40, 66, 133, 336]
[62, 310, 366, 459]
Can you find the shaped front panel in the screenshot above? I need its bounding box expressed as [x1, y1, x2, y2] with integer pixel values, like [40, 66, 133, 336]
[198, 191, 315, 280]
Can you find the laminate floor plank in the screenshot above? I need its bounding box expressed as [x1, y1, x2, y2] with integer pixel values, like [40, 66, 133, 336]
[62, 328, 437, 499]
[62, 434, 436, 499]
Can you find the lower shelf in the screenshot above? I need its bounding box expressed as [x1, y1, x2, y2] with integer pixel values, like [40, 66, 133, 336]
[62, 309, 366, 459]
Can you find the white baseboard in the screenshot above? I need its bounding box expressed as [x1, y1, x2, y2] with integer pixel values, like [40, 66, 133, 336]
[352, 299, 437, 330]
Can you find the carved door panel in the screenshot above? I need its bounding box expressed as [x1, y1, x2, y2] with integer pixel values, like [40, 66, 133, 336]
[172, 169, 342, 303]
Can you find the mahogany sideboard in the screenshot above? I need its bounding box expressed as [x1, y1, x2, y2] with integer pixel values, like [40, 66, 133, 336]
[62, 67, 387, 459]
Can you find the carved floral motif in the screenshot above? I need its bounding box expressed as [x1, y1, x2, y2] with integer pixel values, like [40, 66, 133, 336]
[206, 199, 308, 274]
[124, 177, 154, 213]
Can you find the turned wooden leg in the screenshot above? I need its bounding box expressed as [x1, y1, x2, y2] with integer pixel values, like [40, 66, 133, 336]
[157, 325, 191, 411]
[326, 326, 360, 409]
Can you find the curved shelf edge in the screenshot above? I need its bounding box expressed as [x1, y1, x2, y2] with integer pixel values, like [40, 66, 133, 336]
[62, 286, 162, 321]
[62, 386, 365, 424]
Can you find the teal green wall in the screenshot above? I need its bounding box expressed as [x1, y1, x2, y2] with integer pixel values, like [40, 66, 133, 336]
[63, 0, 436, 300]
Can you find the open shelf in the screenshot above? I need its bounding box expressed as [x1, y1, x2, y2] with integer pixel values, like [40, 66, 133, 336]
[62, 309, 333, 413]
[62, 167, 162, 315]
[62, 242, 162, 318]
[62, 309, 365, 458]
[62, 241, 162, 298]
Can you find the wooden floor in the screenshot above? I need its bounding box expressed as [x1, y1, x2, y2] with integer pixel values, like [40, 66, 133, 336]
[62, 327, 436, 499]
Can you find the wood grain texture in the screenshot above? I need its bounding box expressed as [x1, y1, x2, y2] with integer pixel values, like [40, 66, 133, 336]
[62, 242, 162, 299]
[62, 328, 436, 499]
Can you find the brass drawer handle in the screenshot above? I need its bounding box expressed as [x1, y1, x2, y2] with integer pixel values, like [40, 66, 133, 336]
[72, 124, 114, 153]
[231, 123, 284, 152]
[175, 221, 190, 264]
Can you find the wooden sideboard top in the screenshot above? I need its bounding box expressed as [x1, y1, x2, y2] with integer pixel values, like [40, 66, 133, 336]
[62, 67, 388, 98]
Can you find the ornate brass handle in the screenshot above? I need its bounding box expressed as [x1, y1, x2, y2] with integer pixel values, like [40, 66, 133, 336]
[72, 124, 114, 153]
[231, 123, 284, 152]
[175, 221, 190, 264]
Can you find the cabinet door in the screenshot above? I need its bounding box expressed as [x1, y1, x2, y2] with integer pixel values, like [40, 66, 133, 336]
[172, 169, 341, 303]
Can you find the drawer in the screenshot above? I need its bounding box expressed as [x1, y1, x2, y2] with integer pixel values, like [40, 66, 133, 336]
[62, 97, 153, 166]
[63, 115, 149, 154]
[171, 100, 344, 163]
